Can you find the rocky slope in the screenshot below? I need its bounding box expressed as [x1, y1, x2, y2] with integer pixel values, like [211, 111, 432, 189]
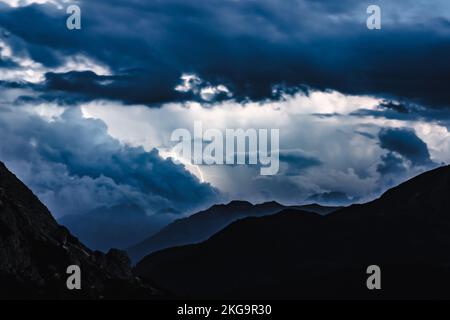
[0, 161, 158, 299]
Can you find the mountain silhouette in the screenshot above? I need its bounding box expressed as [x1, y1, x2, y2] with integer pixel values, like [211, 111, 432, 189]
[127, 200, 340, 263]
[135, 165, 450, 299]
[59, 204, 171, 252]
[0, 162, 159, 299]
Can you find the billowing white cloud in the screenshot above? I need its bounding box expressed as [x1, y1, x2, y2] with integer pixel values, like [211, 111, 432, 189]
[80, 89, 447, 205]
[0, 98, 219, 218]
[0, 0, 66, 9]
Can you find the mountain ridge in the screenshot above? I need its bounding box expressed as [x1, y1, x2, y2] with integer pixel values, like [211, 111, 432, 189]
[127, 199, 340, 263]
[135, 165, 450, 299]
[0, 161, 159, 299]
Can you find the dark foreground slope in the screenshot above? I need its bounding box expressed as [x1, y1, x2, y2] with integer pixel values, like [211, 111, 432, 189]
[0, 162, 158, 299]
[135, 165, 450, 299]
[128, 200, 340, 263]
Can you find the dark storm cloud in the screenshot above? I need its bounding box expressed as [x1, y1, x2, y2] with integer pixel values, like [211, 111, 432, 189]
[279, 150, 322, 176]
[0, 0, 450, 106]
[0, 105, 219, 217]
[351, 100, 450, 129]
[43, 70, 185, 105]
[375, 127, 441, 189]
[379, 101, 410, 114]
[378, 128, 433, 166]
[377, 152, 407, 176]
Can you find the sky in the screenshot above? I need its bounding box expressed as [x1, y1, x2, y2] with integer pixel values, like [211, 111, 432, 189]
[0, 0, 449, 218]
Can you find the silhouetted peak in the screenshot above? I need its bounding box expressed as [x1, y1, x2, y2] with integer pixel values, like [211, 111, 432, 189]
[262, 200, 283, 206]
[0, 161, 157, 299]
[380, 164, 450, 200]
[226, 200, 254, 207]
[135, 165, 450, 299]
[207, 200, 253, 211]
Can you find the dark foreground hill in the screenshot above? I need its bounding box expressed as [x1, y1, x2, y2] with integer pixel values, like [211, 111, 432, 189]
[128, 200, 340, 263]
[0, 162, 159, 299]
[135, 165, 450, 299]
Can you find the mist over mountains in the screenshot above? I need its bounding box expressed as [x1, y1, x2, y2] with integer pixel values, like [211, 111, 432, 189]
[59, 204, 172, 252]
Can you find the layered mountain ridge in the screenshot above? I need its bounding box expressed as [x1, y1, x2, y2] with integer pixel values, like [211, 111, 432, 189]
[2, 158, 449, 299]
[135, 165, 450, 299]
[128, 199, 340, 263]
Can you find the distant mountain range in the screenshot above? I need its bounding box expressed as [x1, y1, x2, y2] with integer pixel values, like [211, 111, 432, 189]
[0, 162, 159, 299]
[59, 204, 171, 252]
[135, 165, 450, 299]
[127, 201, 341, 263]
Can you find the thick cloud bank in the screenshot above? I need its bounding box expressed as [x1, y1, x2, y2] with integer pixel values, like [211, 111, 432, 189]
[0, 0, 449, 218]
[0, 101, 218, 218]
[0, 0, 450, 108]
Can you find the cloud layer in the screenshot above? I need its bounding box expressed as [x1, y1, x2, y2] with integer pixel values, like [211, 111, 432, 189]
[0, 101, 219, 217]
[1, 0, 450, 108]
[81, 89, 448, 205]
[0, 0, 449, 219]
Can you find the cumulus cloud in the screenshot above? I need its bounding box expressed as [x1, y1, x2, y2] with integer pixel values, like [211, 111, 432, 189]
[377, 152, 407, 177]
[279, 150, 322, 176]
[175, 73, 232, 102]
[79, 89, 449, 205]
[378, 128, 433, 166]
[0, 101, 219, 218]
[0, 0, 449, 213]
[0, 0, 64, 8]
[375, 127, 441, 189]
